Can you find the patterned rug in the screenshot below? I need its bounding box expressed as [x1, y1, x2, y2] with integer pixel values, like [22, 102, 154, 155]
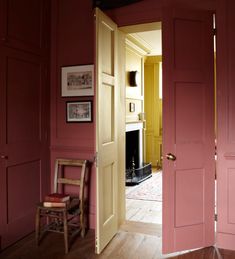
[126, 172, 162, 201]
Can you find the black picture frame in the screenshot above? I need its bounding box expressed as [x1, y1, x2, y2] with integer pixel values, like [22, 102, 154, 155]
[66, 101, 93, 123]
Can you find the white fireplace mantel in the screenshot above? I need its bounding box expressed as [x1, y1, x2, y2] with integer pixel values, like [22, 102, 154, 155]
[126, 121, 143, 132]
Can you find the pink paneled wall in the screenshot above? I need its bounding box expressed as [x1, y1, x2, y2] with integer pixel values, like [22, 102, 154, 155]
[50, 0, 96, 228]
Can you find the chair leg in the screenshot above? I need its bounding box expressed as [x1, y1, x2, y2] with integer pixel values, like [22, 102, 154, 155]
[63, 210, 69, 254]
[35, 207, 40, 245]
[80, 212, 85, 238]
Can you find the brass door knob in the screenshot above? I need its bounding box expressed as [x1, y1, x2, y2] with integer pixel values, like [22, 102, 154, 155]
[166, 153, 176, 161]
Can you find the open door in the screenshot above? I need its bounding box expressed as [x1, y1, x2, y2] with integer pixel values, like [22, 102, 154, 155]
[162, 8, 215, 253]
[95, 8, 119, 253]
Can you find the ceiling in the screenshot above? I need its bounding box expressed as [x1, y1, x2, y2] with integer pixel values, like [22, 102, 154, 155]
[129, 30, 162, 56]
[93, 0, 142, 10]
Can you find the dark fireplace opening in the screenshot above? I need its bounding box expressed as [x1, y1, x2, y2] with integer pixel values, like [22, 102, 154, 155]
[126, 130, 140, 170]
[125, 129, 152, 185]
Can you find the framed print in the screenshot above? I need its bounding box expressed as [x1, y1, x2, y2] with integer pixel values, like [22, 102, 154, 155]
[61, 64, 94, 96]
[129, 102, 135, 112]
[66, 101, 92, 122]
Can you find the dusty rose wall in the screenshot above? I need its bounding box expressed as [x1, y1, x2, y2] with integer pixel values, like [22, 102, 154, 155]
[50, 0, 96, 228]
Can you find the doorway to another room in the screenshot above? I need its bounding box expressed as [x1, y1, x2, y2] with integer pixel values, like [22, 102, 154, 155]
[121, 23, 163, 227]
[96, 7, 217, 254]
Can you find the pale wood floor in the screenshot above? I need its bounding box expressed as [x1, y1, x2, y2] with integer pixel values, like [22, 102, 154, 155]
[126, 199, 162, 224]
[126, 170, 162, 225]
[1, 222, 235, 259]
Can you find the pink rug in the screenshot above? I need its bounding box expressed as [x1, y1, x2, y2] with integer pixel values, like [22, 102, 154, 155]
[126, 172, 162, 201]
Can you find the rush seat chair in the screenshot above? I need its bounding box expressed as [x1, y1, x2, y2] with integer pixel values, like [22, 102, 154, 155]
[35, 158, 89, 253]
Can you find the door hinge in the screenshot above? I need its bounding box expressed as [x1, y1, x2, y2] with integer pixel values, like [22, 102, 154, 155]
[213, 28, 217, 36]
[94, 152, 98, 167]
[94, 10, 97, 21]
[95, 236, 98, 253]
[215, 214, 218, 221]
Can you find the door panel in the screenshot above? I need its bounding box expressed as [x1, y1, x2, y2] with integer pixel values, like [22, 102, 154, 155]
[7, 161, 40, 243]
[216, 0, 235, 250]
[0, 0, 48, 54]
[175, 169, 204, 227]
[96, 8, 118, 253]
[162, 8, 215, 253]
[7, 56, 40, 143]
[0, 47, 48, 249]
[101, 82, 114, 143]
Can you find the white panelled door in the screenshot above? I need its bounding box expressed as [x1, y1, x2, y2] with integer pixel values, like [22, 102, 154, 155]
[95, 8, 119, 254]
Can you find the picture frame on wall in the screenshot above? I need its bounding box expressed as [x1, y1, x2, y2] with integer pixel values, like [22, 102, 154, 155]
[129, 102, 135, 112]
[61, 64, 94, 96]
[66, 101, 93, 123]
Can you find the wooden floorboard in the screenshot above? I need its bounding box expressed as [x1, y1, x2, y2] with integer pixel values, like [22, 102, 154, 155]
[1, 224, 235, 259]
[0, 230, 96, 259]
[126, 199, 162, 224]
[120, 220, 162, 237]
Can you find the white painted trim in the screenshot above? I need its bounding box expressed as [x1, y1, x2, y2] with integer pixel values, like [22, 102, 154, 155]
[126, 122, 143, 132]
[126, 38, 148, 56]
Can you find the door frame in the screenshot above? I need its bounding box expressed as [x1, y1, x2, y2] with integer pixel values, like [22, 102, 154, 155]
[97, 8, 217, 255]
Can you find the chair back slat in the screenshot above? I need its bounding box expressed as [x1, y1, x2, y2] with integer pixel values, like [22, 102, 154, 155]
[57, 159, 86, 167]
[57, 178, 81, 186]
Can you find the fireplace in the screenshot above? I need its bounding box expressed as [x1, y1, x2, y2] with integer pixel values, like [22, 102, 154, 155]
[126, 122, 152, 185]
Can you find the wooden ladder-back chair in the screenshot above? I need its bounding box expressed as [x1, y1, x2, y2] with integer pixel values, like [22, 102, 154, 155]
[35, 158, 89, 253]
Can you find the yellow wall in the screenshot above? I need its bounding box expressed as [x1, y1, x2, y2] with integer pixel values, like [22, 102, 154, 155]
[144, 56, 162, 168]
[125, 41, 162, 168]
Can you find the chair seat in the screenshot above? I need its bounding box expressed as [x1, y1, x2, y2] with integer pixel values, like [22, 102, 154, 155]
[37, 196, 80, 211]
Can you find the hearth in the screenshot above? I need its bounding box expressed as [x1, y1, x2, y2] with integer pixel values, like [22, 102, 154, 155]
[126, 162, 152, 185]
